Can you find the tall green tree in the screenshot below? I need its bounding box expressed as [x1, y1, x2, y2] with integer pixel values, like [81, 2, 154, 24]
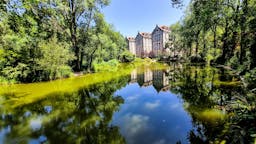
[57, 0, 110, 71]
[170, 0, 256, 70]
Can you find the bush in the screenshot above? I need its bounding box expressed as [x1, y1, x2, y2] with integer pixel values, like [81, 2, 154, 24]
[0, 76, 16, 84]
[93, 59, 119, 72]
[118, 51, 135, 63]
[37, 36, 75, 80]
[1, 63, 30, 82]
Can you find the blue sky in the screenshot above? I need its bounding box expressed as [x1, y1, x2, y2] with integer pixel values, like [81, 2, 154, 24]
[103, 0, 190, 37]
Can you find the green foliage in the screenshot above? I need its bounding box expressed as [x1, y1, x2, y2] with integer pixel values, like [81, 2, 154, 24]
[245, 68, 256, 89]
[0, 0, 126, 83]
[80, 14, 127, 71]
[93, 59, 120, 72]
[221, 90, 256, 143]
[171, 0, 256, 70]
[2, 63, 30, 82]
[227, 55, 240, 69]
[118, 51, 135, 63]
[37, 37, 74, 80]
[0, 76, 16, 84]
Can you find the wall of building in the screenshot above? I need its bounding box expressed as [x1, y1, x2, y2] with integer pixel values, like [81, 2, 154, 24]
[143, 37, 152, 57]
[135, 35, 143, 57]
[129, 25, 174, 58]
[128, 40, 136, 55]
[152, 27, 163, 57]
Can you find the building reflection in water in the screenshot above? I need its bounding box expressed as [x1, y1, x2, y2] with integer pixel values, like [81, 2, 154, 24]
[153, 69, 170, 92]
[130, 69, 137, 83]
[130, 68, 171, 92]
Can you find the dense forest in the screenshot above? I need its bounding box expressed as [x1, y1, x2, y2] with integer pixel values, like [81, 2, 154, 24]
[0, 0, 128, 83]
[169, 1, 256, 142]
[1, 0, 256, 85]
[170, 0, 256, 71]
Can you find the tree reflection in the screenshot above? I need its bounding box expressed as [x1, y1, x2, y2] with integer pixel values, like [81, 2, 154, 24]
[168, 64, 255, 143]
[0, 64, 255, 143]
[0, 76, 129, 144]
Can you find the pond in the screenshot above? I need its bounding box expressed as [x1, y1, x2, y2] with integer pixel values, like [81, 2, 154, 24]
[0, 63, 252, 144]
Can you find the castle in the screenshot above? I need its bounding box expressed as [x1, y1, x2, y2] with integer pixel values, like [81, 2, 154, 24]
[126, 25, 171, 58]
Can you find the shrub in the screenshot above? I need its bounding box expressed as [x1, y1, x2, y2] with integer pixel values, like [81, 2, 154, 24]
[37, 36, 75, 80]
[119, 51, 135, 63]
[93, 59, 119, 72]
[1, 63, 30, 82]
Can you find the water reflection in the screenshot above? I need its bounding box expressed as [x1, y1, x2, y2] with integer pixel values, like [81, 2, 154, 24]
[113, 64, 192, 144]
[130, 67, 173, 92]
[114, 63, 243, 144]
[0, 76, 129, 144]
[0, 64, 251, 144]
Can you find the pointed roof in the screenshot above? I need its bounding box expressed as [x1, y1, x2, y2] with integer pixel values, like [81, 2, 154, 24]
[159, 25, 170, 32]
[126, 37, 135, 41]
[152, 25, 171, 35]
[139, 32, 151, 38]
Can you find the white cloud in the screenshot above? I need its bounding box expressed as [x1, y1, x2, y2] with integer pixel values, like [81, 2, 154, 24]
[170, 103, 180, 109]
[30, 118, 42, 131]
[126, 96, 138, 102]
[145, 100, 160, 110]
[123, 114, 149, 135]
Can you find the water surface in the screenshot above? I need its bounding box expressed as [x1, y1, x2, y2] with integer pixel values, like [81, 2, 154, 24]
[0, 63, 243, 144]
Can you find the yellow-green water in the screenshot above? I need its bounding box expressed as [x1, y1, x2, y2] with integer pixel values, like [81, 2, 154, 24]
[0, 63, 253, 144]
[0, 62, 167, 110]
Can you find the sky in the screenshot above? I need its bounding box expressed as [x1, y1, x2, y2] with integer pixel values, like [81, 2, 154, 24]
[103, 0, 190, 37]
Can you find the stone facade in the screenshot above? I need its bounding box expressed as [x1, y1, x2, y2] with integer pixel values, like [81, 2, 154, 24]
[152, 25, 170, 57]
[126, 25, 172, 58]
[135, 32, 152, 57]
[126, 37, 136, 55]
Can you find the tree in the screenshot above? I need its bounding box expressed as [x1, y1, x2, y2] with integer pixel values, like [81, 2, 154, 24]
[171, 0, 256, 70]
[37, 36, 75, 80]
[57, 0, 110, 71]
[0, 0, 126, 82]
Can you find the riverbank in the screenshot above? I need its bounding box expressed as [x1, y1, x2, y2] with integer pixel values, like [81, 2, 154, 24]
[0, 58, 163, 85]
[72, 58, 165, 77]
[0, 60, 167, 109]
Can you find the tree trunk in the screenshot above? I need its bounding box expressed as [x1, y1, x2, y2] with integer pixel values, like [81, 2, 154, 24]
[239, 0, 248, 64]
[250, 42, 256, 69]
[228, 2, 240, 60]
[213, 25, 217, 57]
[213, 0, 218, 57]
[219, 19, 229, 64]
[79, 8, 93, 70]
[70, 0, 80, 71]
[188, 42, 192, 57]
[195, 30, 200, 56]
